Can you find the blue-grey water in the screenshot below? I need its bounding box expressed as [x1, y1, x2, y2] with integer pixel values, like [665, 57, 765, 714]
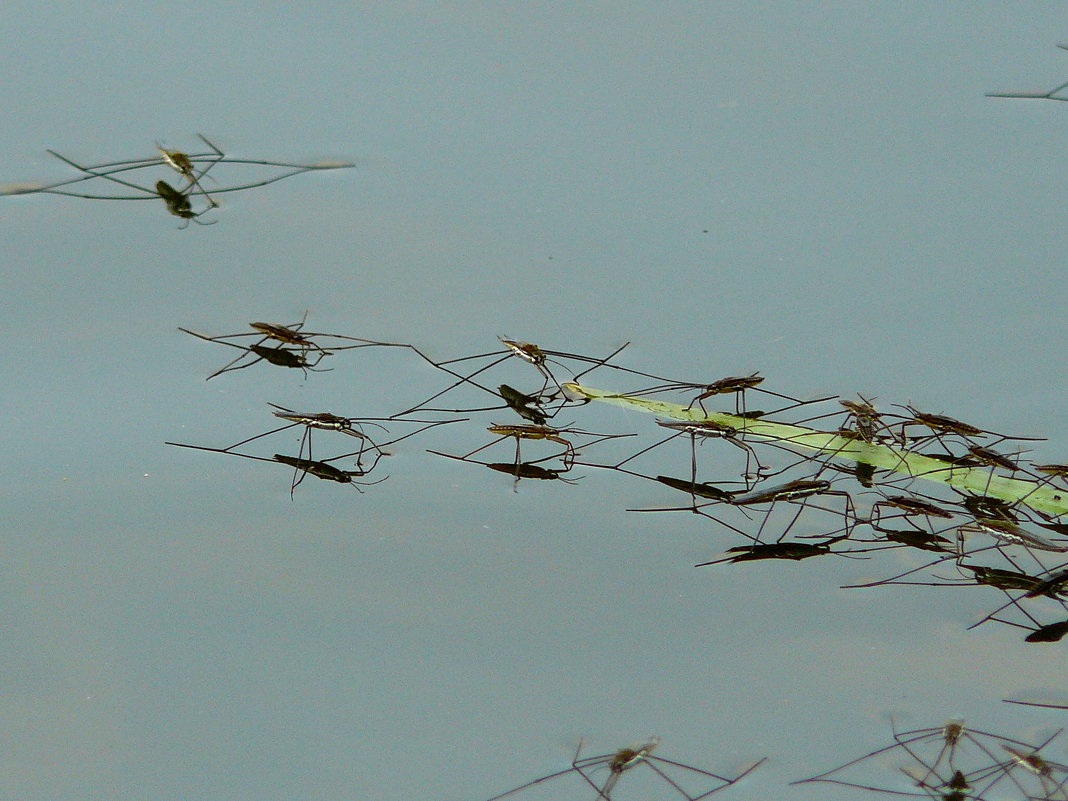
[4, 4, 1068, 800]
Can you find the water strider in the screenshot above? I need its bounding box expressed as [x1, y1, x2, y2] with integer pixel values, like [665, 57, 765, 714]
[479, 736, 763, 801]
[1, 135, 356, 225]
[179, 327, 333, 380]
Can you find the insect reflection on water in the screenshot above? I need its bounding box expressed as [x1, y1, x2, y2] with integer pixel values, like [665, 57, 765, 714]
[695, 532, 855, 566]
[479, 737, 764, 801]
[165, 440, 388, 498]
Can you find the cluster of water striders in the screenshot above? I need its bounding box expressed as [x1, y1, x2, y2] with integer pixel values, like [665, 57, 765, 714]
[162, 314, 1068, 653]
[793, 710, 1068, 801]
[12, 60, 1068, 798]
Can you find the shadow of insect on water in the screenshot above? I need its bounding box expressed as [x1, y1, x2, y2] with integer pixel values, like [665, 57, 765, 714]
[165, 441, 388, 498]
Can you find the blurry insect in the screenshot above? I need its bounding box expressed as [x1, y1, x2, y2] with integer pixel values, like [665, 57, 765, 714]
[905, 767, 972, 801]
[1035, 463, 1068, 486]
[903, 407, 984, 436]
[480, 736, 764, 801]
[991, 731, 1068, 800]
[858, 549, 1052, 593]
[964, 560, 1068, 633]
[1023, 568, 1068, 599]
[921, 452, 982, 468]
[726, 478, 830, 504]
[965, 445, 1025, 474]
[900, 763, 1022, 801]
[1000, 740, 1065, 777]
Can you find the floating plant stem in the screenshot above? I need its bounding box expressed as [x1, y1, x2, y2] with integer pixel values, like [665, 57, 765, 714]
[564, 383, 1068, 517]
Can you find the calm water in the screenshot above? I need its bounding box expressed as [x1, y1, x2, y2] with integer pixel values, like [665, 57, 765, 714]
[4, 4, 1068, 800]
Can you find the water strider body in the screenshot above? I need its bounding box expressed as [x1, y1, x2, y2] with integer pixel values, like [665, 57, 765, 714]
[480, 735, 763, 801]
[958, 517, 1068, 553]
